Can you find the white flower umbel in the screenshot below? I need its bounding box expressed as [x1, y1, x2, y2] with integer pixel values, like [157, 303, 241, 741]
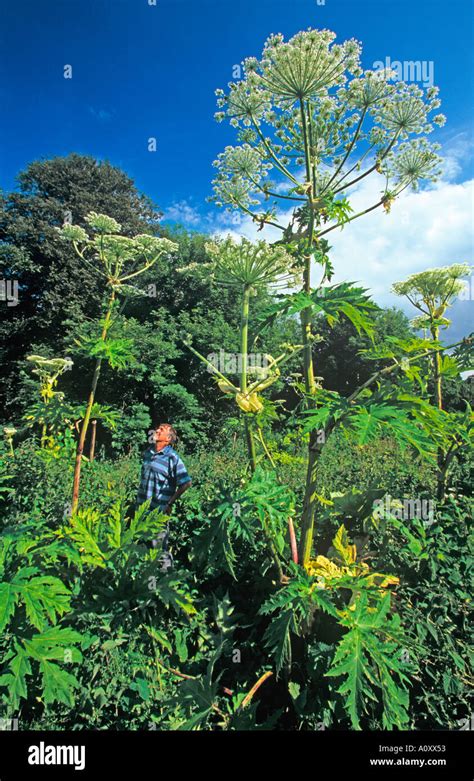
[211, 27, 446, 225]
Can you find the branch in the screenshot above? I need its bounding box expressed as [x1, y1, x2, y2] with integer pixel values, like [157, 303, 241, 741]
[332, 131, 400, 196]
[119, 256, 159, 282]
[240, 671, 273, 708]
[237, 201, 286, 231]
[250, 116, 299, 185]
[326, 142, 376, 193]
[347, 338, 467, 405]
[317, 198, 385, 238]
[183, 341, 240, 389]
[325, 107, 368, 191]
[317, 182, 410, 238]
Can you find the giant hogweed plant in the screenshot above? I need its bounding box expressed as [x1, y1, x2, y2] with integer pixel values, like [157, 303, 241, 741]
[19, 355, 74, 452]
[21, 353, 122, 464]
[392, 263, 473, 499]
[0, 501, 197, 717]
[193, 466, 296, 584]
[58, 213, 178, 513]
[211, 27, 446, 564]
[182, 242, 471, 625]
[260, 524, 414, 729]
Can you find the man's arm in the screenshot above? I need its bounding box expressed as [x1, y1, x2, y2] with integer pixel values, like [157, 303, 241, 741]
[164, 479, 192, 514]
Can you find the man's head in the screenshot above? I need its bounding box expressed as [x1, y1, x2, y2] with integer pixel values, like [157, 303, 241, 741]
[153, 423, 177, 450]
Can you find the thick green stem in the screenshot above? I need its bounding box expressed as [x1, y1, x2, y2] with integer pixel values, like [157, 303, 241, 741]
[431, 325, 443, 412]
[244, 419, 257, 473]
[40, 385, 50, 449]
[71, 290, 116, 514]
[256, 426, 276, 468]
[297, 100, 320, 565]
[241, 285, 257, 472]
[431, 324, 445, 501]
[241, 285, 250, 394]
[299, 263, 320, 566]
[263, 519, 285, 582]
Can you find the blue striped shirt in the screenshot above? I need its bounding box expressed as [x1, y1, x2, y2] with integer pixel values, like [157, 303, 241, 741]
[136, 445, 191, 510]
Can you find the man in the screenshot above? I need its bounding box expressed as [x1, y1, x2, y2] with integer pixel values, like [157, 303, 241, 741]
[136, 423, 192, 571]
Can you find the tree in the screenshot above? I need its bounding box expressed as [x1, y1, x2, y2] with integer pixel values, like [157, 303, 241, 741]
[211, 27, 446, 564]
[0, 154, 160, 418]
[312, 307, 413, 395]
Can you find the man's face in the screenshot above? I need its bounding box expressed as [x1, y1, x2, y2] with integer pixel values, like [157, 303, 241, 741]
[154, 424, 172, 447]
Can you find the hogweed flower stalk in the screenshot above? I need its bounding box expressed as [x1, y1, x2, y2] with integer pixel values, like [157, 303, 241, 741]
[179, 236, 302, 469]
[392, 263, 472, 501]
[211, 26, 447, 565]
[25, 355, 73, 448]
[3, 427, 17, 457]
[391, 263, 471, 411]
[58, 212, 178, 513]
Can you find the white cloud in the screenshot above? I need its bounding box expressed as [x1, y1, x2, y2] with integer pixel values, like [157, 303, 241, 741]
[439, 131, 474, 181]
[162, 200, 201, 226]
[326, 175, 473, 308]
[211, 160, 473, 337]
[88, 106, 113, 122]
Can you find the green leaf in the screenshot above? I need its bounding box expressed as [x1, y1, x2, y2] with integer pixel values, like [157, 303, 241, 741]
[18, 576, 72, 631]
[154, 573, 197, 617]
[0, 582, 18, 633]
[325, 591, 411, 729]
[262, 609, 294, 675]
[144, 625, 172, 653]
[40, 660, 80, 707]
[0, 643, 32, 709]
[63, 507, 106, 568]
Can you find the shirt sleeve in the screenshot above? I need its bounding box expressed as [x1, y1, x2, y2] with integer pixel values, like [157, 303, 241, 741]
[174, 455, 191, 487]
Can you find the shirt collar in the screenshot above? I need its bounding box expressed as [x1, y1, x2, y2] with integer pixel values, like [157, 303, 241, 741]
[149, 444, 172, 457]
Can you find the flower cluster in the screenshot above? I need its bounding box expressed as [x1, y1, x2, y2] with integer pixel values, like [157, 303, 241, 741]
[211, 144, 273, 209]
[57, 212, 178, 288]
[257, 29, 361, 104]
[392, 264, 471, 301]
[215, 81, 270, 128]
[211, 26, 448, 224]
[204, 235, 296, 289]
[383, 139, 443, 189]
[85, 211, 122, 234]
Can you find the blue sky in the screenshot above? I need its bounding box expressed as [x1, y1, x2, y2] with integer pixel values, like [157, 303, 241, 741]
[1, 0, 472, 206]
[1, 0, 473, 337]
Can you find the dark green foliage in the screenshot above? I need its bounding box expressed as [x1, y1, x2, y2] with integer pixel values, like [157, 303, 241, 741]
[370, 494, 474, 729]
[313, 308, 413, 395]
